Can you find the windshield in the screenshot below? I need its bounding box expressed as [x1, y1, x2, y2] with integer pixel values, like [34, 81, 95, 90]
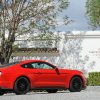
[0, 61, 20, 68]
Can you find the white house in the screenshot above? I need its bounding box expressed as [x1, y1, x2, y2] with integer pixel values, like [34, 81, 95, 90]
[10, 31, 100, 75]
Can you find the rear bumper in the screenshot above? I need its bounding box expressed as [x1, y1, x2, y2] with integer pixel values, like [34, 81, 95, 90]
[0, 79, 11, 89]
[0, 80, 6, 89]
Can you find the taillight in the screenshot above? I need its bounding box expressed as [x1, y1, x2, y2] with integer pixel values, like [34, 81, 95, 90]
[0, 71, 2, 76]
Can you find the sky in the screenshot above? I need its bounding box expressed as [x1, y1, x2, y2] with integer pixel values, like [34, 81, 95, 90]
[56, 0, 100, 31]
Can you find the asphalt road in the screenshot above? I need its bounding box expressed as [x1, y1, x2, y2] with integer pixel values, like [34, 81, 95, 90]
[0, 86, 100, 100]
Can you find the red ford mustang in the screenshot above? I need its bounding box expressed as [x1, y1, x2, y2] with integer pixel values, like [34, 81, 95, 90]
[0, 60, 87, 95]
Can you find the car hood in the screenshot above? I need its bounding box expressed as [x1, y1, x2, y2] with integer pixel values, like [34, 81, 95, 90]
[59, 68, 83, 74]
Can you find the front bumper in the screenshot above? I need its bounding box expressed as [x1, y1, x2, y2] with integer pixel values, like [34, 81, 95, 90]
[82, 75, 87, 90]
[82, 85, 87, 90]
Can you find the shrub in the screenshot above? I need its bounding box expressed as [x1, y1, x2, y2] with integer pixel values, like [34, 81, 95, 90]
[87, 72, 100, 86]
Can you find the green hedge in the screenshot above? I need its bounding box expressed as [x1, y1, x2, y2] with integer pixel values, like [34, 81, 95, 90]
[87, 72, 100, 86]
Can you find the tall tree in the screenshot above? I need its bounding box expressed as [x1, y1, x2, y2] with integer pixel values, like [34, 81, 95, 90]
[86, 0, 100, 29]
[0, 0, 69, 64]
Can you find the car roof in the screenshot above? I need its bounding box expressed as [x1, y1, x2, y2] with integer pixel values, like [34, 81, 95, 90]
[20, 60, 48, 64]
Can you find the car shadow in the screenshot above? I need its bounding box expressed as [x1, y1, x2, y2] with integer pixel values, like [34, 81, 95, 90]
[29, 91, 70, 94]
[3, 90, 86, 97]
[3, 91, 70, 96]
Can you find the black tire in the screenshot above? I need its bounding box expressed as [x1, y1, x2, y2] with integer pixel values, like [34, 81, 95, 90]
[69, 76, 83, 92]
[46, 89, 58, 93]
[13, 77, 30, 95]
[0, 89, 5, 96]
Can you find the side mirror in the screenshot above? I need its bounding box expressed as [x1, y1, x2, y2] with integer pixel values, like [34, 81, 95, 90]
[55, 67, 58, 70]
[55, 67, 60, 74]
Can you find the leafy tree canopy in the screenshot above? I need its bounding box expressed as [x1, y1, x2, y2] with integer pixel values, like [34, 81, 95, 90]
[86, 0, 100, 29]
[0, 0, 69, 64]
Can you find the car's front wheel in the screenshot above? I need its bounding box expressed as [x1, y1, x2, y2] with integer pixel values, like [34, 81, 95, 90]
[13, 77, 30, 95]
[69, 76, 83, 92]
[46, 89, 58, 93]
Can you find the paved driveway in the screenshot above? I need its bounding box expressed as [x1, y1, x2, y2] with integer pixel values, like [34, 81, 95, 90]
[0, 86, 100, 100]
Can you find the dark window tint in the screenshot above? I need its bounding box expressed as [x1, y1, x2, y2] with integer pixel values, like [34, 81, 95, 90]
[21, 63, 33, 68]
[22, 62, 55, 69]
[35, 63, 54, 69]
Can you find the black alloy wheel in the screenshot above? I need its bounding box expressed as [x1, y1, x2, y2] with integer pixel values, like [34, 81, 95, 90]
[14, 77, 30, 95]
[69, 76, 83, 92]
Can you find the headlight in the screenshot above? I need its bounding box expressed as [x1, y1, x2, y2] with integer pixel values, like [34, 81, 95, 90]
[0, 71, 2, 76]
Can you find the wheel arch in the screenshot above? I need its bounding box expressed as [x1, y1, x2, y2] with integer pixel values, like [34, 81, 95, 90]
[13, 75, 31, 89]
[67, 75, 84, 88]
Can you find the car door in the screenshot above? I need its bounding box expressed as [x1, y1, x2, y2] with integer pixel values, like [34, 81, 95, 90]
[29, 62, 67, 88]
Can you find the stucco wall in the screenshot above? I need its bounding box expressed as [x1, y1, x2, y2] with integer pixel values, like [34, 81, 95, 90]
[10, 32, 90, 76]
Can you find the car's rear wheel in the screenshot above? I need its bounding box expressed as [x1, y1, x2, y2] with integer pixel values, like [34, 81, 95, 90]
[46, 89, 58, 93]
[69, 76, 83, 92]
[0, 89, 6, 96]
[14, 77, 30, 95]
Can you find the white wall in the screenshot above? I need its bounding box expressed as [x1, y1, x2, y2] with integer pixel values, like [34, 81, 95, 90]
[10, 31, 100, 76]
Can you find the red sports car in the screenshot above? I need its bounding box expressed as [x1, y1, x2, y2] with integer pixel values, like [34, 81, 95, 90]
[0, 60, 87, 95]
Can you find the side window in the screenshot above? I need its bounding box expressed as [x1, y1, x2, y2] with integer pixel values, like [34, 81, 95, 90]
[22, 62, 54, 69]
[22, 63, 33, 68]
[31, 63, 39, 68]
[38, 63, 54, 69]
[22, 63, 39, 69]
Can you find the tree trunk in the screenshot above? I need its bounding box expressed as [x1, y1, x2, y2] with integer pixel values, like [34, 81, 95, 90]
[0, 40, 13, 64]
